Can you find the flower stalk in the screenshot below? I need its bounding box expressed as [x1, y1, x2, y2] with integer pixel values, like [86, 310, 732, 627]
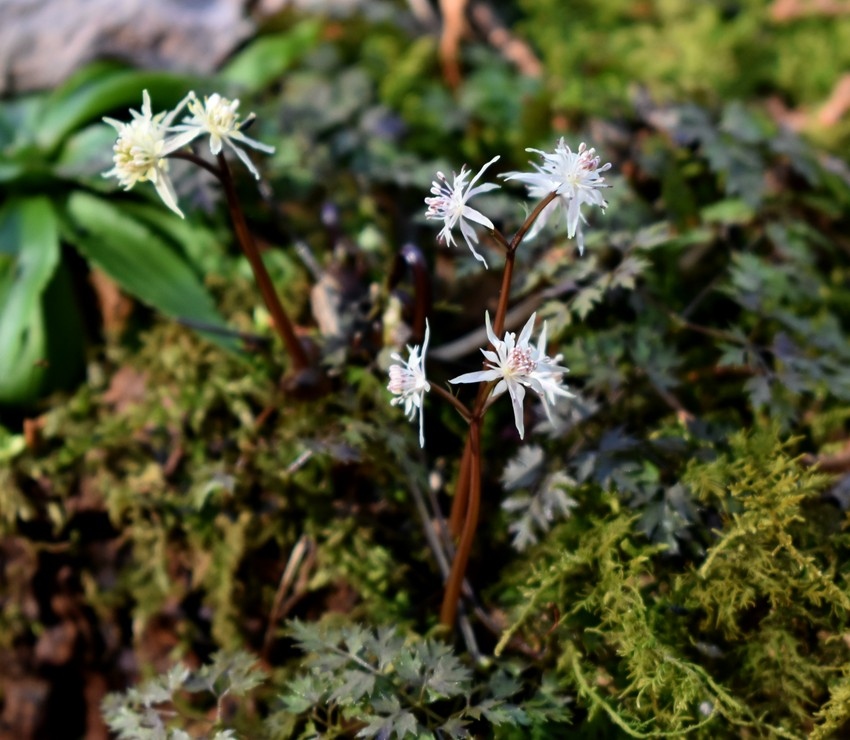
[440, 419, 482, 627]
[216, 154, 311, 371]
[390, 139, 611, 629]
[104, 90, 313, 375]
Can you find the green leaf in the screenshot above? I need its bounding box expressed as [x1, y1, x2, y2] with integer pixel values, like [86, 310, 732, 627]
[0, 425, 26, 463]
[0, 197, 60, 403]
[54, 123, 117, 180]
[279, 674, 326, 714]
[480, 699, 529, 726]
[328, 669, 375, 705]
[36, 66, 195, 152]
[424, 651, 470, 698]
[355, 702, 418, 739]
[218, 20, 323, 93]
[118, 202, 226, 274]
[66, 192, 239, 352]
[0, 162, 25, 183]
[700, 198, 755, 225]
[286, 619, 340, 653]
[572, 285, 604, 320]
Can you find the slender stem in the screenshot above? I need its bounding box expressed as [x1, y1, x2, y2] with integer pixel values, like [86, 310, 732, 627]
[429, 384, 472, 422]
[439, 192, 558, 629]
[492, 248, 516, 339]
[509, 191, 557, 251]
[440, 419, 481, 627]
[216, 154, 310, 371]
[168, 150, 222, 178]
[449, 436, 472, 538]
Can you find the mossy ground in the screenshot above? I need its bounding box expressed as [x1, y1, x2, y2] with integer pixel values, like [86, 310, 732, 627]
[4, 2, 850, 737]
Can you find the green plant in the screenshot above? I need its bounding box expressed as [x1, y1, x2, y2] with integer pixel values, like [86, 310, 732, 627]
[269, 620, 569, 738]
[102, 650, 266, 739]
[496, 429, 850, 737]
[0, 63, 239, 406]
[5, 6, 850, 739]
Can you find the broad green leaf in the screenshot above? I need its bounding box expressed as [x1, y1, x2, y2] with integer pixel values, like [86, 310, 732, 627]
[0, 425, 26, 463]
[36, 66, 195, 152]
[55, 123, 117, 180]
[0, 163, 25, 183]
[118, 202, 227, 274]
[39, 260, 87, 397]
[67, 192, 239, 352]
[700, 198, 754, 225]
[0, 197, 60, 403]
[0, 95, 43, 149]
[218, 20, 322, 92]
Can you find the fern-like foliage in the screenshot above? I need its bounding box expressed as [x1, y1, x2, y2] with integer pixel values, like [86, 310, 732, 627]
[272, 620, 563, 738]
[500, 445, 578, 551]
[102, 650, 266, 740]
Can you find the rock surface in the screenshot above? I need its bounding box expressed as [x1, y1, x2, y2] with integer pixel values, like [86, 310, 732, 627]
[0, 0, 254, 94]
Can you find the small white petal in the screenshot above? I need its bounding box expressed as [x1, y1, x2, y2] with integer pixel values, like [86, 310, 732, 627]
[507, 381, 526, 438]
[461, 205, 495, 231]
[424, 157, 501, 268]
[230, 130, 276, 155]
[453, 311, 574, 438]
[502, 139, 611, 251]
[387, 319, 431, 447]
[167, 92, 275, 177]
[449, 369, 500, 385]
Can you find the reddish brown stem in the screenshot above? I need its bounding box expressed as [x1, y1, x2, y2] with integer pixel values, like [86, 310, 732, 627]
[492, 190, 556, 338]
[440, 419, 481, 627]
[440, 191, 558, 629]
[510, 191, 557, 252]
[492, 249, 516, 339]
[430, 384, 472, 422]
[217, 154, 310, 371]
[449, 436, 473, 538]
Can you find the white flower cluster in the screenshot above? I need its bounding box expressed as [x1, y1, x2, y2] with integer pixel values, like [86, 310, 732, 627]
[449, 311, 573, 439]
[389, 139, 612, 445]
[504, 139, 611, 254]
[103, 90, 275, 218]
[387, 321, 432, 448]
[424, 155, 500, 268]
[424, 138, 611, 264]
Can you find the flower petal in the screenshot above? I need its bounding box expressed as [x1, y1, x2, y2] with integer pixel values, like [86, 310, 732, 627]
[507, 381, 526, 438]
[449, 369, 499, 385]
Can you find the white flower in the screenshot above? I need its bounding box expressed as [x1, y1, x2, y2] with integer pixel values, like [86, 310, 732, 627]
[103, 90, 190, 218]
[424, 156, 500, 268]
[502, 139, 611, 254]
[387, 320, 431, 447]
[449, 312, 573, 439]
[167, 92, 275, 179]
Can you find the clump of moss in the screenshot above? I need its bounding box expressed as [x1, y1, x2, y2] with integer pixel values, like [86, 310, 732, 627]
[497, 428, 850, 737]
